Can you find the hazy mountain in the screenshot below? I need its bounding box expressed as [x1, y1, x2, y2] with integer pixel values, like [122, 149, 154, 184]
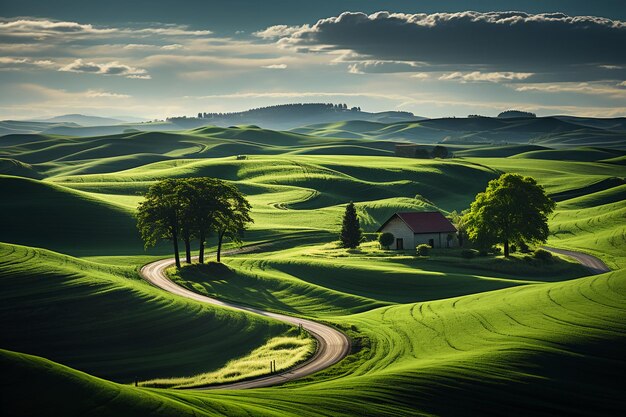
[37, 114, 128, 127]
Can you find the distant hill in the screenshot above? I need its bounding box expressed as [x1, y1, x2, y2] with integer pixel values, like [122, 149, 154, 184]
[294, 116, 626, 149]
[168, 103, 426, 131]
[36, 114, 129, 127]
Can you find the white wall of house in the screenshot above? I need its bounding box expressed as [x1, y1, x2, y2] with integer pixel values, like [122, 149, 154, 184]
[380, 217, 415, 249]
[414, 232, 458, 248]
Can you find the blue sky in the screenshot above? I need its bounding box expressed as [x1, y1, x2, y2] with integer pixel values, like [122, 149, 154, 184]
[1, 0, 624, 119]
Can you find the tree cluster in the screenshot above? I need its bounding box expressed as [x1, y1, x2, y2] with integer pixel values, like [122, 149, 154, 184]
[497, 110, 537, 119]
[136, 178, 252, 268]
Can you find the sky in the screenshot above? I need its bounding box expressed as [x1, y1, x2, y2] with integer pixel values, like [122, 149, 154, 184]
[1, 0, 625, 120]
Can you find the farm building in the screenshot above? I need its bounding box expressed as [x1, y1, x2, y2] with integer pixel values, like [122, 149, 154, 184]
[377, 212, 458, 250]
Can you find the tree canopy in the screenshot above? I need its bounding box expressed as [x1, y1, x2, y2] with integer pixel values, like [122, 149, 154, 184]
[462, 173, 555, 257]
[136, 177, 252, 267]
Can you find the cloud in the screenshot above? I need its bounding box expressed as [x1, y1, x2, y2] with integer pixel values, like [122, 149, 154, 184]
[254, 25, 306, 39]
[59, 59, 150, 78]
[345, 60, 421, 74]
[0, 18, 212, 40]
[85, 89, 131, 98]
[265, 11, 626, 77]
[261, 64, 287, 69]
[439, 71, 533, 82]
[514, 82, 626, 98]
[0, 57, 58, 70]
[618, 81, 626, 87]
[161, 44, 183, 50]
[411, 73, 429, 80]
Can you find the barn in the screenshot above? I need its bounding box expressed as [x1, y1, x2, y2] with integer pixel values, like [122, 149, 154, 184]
[377, 212, 458, 250]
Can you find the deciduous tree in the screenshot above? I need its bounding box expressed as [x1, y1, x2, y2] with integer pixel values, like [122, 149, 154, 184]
[463, 173, 555, 257]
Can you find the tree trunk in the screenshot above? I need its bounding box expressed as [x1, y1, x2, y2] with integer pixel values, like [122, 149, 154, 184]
[183, 232, 192, 264]
[217, 230, 225, 263]
[504, 240, 509, 257]
[198, 231, 205, 264]
[172, 231, 181, 268]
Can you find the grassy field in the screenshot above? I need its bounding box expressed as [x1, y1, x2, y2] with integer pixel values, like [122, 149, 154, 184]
[1, 125, 625, 416]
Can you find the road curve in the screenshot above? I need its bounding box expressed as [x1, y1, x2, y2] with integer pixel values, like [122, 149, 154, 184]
[544, 246, 611, 275]
[139, 256, 350, 390]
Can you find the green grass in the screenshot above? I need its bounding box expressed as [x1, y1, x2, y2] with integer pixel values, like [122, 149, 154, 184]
[3, 268, 625, 416]
[0, 242, 309, 383]
[140, 332, 315, 388]
[2, 126, 626, 416]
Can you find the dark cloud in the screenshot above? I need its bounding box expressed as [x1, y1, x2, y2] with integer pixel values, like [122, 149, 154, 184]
[272, 11, 626, 75]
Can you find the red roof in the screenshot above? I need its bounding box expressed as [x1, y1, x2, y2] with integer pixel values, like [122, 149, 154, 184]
[378, 212, 457, 234]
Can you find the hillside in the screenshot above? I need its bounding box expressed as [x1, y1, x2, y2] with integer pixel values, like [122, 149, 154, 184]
[1, 117, 625, 416]
[294, 116, 626, 148]
[170, 103, 425, 131]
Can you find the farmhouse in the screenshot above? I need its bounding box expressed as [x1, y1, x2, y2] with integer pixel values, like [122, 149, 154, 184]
[377, 212, 458, 250]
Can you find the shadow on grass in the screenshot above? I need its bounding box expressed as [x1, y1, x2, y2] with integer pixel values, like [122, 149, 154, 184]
[177, 262, 235, 282]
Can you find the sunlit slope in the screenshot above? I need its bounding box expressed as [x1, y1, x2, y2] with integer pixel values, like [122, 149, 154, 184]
[172, 241, 587, 317]
[466, 157, 626, 269]
[0, 242, 295, 383]
[0, 175, 144, 255]
[4, 268, 625, 416]
[52, 155, 499, 214]
[0, 128, 397, 177]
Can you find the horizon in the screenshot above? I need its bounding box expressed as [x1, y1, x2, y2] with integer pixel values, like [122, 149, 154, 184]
[1, 0, 625, 120]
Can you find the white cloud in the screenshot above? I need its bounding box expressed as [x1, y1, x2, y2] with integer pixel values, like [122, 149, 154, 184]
[85, 89, 132, 98]
[411, 73, 429, 80]
[439, 71, 533, 82]
[348, 64, 364, 74]
[59, 59, 149, 78]
[514, 82, 626, 98]
[0, 18, 212, 39]
[161, 44, 184, 50]
[261, 64, 287, 69]
[253, 24, 307, 39]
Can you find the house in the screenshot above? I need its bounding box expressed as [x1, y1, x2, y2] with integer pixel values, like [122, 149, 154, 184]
[377, 212, 458, 250]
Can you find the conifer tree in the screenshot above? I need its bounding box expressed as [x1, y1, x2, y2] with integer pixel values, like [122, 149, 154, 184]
[340, 202, 362, 248]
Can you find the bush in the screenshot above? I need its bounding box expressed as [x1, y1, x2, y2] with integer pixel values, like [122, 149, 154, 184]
[510, 245, 517, 253]
[533, 248, 553, 262]
[461, 249, 477, 259]
[416, 244, 430, 256]
[478, 249, 489, 257]
[519, 241, 530, 253]
[378, 232, 394, 249]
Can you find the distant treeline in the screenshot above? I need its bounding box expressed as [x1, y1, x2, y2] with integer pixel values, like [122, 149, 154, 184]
[395, 144, 449, 159]
[168, 103, 364, 121]
[468, 111, 537, 119]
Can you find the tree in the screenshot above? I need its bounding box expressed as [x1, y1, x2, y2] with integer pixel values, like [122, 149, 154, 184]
[378, 232, 394, 249]
[431, 145, 448, 159]
[136, 179, 183, 268]
[340, 202, 362, 248]
[214, 184, 253, 263]
[463, 173, 555, 257]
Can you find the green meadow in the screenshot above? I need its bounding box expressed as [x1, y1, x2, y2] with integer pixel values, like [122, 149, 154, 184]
[1, 124, 625, 416]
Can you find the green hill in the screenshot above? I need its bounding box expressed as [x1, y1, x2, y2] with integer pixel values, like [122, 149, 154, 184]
[0, 242, 299, 383]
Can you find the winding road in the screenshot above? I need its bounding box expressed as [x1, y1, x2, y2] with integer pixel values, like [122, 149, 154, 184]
[139, 255, 350, 390]
[139, 245, 610, 391]
[544, 246, 611, 275]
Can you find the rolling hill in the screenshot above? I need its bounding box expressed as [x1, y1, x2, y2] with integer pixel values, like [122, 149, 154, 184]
[1, 115, 625, 416]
